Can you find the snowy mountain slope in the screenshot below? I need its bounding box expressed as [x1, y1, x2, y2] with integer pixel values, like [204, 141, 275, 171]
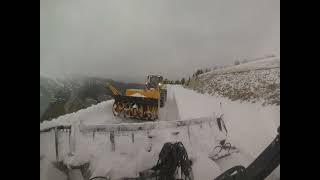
[187, 56, 280, 106]
[202, 56, 280, 76]
[41, 84, 279, 179]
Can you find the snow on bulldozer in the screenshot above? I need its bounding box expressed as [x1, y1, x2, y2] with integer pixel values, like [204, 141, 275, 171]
[107, 75, 167, 121]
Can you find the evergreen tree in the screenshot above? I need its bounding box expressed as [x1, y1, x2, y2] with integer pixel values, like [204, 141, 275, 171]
[186, 77, 191, 86]
[194, 69, 204, 76]
[181, 78, 185, 85]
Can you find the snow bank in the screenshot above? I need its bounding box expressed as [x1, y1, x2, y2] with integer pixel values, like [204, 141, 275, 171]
[83, 123, 223, 179]
[79, 116, 213, 132]
[40, 100, 121, 131]
[172, 85, 279, 159]
[172, 85, 279, 178]
[41, 116, 226, 179]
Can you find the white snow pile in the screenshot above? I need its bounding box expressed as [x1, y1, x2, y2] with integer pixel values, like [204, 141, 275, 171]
[130, 93, 146, 97]
[40, 100, 122, 131]
[62, 120, 223, 179]
[188, 56, 280, 105]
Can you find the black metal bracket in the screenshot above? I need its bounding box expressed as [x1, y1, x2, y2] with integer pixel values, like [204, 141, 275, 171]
[215, 126, 280, 180]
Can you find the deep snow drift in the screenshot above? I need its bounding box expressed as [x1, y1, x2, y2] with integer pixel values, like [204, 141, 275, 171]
[40, 85, 279, 179]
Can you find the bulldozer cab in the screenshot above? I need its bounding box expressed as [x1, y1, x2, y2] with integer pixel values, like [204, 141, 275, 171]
[146, 75, 163, 89]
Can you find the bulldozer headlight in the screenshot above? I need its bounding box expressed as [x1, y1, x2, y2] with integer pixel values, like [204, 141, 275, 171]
[158, 83, 162, 86]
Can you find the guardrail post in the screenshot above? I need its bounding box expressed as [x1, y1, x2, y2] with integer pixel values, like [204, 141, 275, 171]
[54, 127, 59, 161]
[70, 123, 77, 154]
[110, 131, 115, 152]
[131, 132, 134, 143]
[187, 124, 191, 140]
[68, 127, 72, 154]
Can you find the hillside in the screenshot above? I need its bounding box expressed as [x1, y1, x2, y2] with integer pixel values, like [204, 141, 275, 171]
[186, 56, 280, 106]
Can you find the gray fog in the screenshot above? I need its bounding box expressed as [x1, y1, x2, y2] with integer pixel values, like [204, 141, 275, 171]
[40, 0, 280, 83]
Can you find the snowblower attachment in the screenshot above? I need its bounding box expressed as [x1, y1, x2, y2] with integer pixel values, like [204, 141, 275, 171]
[209, 114, 239, 161]
[107, 75, 166, 121]
[112, 95, 159, 120]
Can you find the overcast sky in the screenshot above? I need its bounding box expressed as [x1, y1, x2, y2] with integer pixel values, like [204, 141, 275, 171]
[40, 0, 280, 83]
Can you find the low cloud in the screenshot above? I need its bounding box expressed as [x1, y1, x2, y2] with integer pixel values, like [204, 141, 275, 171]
[40, 0, 280, 83]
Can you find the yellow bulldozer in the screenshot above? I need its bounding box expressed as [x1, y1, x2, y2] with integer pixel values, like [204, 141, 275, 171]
[107, 75, 167, 121]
